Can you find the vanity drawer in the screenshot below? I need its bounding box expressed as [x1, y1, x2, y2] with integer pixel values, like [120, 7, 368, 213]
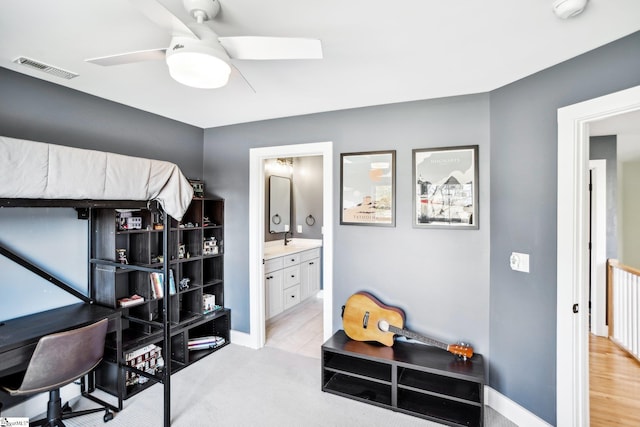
[300, 248, 321, 262]
[283, 284, 300, 310]
[283, 253, 301, 267]
[283, 265, 300, 287]
[264, 257, 283, 274]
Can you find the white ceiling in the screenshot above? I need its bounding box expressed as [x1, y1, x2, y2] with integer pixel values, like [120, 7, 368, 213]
[1, 0, 640, 129]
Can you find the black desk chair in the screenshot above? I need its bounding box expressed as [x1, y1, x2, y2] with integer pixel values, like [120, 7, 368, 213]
[0, 318, 113, 426]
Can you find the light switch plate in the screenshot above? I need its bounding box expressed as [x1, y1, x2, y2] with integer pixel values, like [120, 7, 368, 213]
[297, 225, 302, 233]
[510, 252, 530, 273]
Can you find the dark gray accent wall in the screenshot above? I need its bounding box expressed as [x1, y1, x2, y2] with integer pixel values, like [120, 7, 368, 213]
[0, 68, 203, 177]
[590, 135, 618, 259]
[489, 31, 640, 425]
[0, 67, 203, 321]
[203, 94, 491, 355]
[292, 156, 323, 240]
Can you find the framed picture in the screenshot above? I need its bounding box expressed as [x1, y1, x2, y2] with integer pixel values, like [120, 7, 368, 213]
[413, 145, 479, 229]
[340, 150, 396, 226]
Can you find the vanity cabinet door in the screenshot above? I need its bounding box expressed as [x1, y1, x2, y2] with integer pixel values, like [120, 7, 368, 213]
[265, 269, 284, 319]
[300, 257, 320, 300]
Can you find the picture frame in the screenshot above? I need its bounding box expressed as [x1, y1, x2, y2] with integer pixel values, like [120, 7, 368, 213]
[413, 145, 479, 229]
[340, 150, 395, 226]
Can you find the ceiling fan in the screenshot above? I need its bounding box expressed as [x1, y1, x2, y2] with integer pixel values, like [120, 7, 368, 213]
[86, 0, 322, 89]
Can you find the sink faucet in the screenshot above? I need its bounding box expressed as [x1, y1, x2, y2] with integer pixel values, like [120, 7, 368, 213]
[284, 230, 292, 246]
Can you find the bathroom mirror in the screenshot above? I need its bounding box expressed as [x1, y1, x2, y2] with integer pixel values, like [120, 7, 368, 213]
[269, 175, 291, 233]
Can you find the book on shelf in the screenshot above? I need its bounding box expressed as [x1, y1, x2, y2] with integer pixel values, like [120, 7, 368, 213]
[149, 270, 177, 299]
[149, 272, 162, 299]
[188, 336, 225, 350]
[118, 294, 145, 307]
[169, 269, 176, 295]
[187, 336, 223, 346]
[125, 343, 159, 363]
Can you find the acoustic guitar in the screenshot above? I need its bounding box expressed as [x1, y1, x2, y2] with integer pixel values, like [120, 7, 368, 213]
[342, 291, 474, 359]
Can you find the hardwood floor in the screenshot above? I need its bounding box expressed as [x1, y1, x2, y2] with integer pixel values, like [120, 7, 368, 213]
[590, 334, 640, 426]
[265, 295, 323, 359]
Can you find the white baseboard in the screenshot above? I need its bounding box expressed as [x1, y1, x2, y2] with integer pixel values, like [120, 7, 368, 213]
[485, 386, 552, 427]
[230, 329, 258, 349]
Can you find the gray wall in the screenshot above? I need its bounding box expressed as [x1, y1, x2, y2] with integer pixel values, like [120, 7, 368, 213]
[489, 31, 640, 425]
[292, 156, 323, 240]
[203, 94, 492, 355]
[590, 135, 618, 259]
[0, 68, 203, 321]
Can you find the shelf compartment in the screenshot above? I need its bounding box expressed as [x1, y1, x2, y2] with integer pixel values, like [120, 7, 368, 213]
[117, 327, 163, 353]
[323, 352, 392, 383]
[179, 259, 202, 290]
[203, 256, 223, 283]
[323, 372, 391, 406]
[180, 199, 203, 227]
[397, 388, 482, 427]
[170, 332, 187, 364]
[398, 367, 482, 404]
[203, 200, 224, 227]
[180, 227, 203, 258]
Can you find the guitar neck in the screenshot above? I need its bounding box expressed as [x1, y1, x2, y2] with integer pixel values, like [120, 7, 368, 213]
[387, 325, 448, 351]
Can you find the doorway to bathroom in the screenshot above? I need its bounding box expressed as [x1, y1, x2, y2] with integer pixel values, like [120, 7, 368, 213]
[248, 142, 334, 351]
[263, 155, 324, 357]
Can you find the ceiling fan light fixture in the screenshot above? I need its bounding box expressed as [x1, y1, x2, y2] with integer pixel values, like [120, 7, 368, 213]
[166, 38, 231, 89]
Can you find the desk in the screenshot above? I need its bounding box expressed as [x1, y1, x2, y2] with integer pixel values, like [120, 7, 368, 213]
[0, 303, 121, 409]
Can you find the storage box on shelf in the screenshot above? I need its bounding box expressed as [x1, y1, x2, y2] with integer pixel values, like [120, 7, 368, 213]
[322, 330, 485, 427]
[92, 198, 230, 400]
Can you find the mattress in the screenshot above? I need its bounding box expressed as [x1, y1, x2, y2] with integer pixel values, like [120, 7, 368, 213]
[0, 136, 193, 220]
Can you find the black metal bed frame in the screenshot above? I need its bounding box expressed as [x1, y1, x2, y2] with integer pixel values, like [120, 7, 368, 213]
[0, 198, 173, 427]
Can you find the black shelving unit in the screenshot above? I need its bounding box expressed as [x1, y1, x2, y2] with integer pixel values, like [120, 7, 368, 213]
[90, 198, 230, 426]
[322, 330, 485, 427]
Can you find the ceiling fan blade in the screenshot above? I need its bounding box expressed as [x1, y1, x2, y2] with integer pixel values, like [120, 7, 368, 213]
[219, 37, 322, 60]
[130, 0, 197, 38]
[86, 48, 166, 66]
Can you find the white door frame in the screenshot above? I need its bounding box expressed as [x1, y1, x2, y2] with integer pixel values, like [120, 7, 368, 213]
[557, 85, 640, 426]
[589, 160, 607, 337]
[248, 141, 333, 349]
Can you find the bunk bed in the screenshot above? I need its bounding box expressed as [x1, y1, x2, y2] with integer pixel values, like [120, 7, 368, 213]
[0, 135, 194, 427]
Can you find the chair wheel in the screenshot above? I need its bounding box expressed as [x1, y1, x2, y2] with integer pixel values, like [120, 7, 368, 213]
[104, 410, 114, 422]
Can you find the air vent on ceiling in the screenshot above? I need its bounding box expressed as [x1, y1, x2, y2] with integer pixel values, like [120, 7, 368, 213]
[13, 57, 78, 80]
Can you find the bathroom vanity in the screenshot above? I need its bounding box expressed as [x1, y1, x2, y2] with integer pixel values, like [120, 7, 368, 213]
[264, 239, 322, 319]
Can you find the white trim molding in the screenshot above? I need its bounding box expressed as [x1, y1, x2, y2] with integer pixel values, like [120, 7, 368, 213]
[589, 159, 608, 337]
[557, 85, 640, 426]
[248, 142, 334, 349]
[485, 386, 552, 427]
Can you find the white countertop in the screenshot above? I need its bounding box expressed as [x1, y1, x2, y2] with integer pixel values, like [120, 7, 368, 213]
[264, 238, 322, 260]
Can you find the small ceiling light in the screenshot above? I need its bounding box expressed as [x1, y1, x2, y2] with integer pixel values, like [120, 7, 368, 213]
[165, 36, 231, 89]
[553, 0, 588, 19]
